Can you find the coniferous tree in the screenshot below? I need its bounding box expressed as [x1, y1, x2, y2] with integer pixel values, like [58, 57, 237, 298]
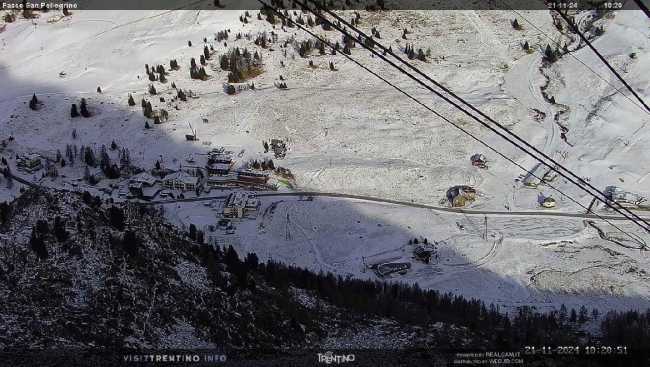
[544, 44, 556, 62]
[70, 103, 80, 118]
[417, 48, 426, 61]
[107, 206, 125, 230]
[188, 40, 192, 47]
[128, 94, 136, 106]
[29, 228, 48, 260]
[36, 219, 49, 236]
[189, 223, 197, 240]
[148, 84, 157, 95]
[84, 147, 96, 166]
[122, 230, 139, 257]
[79, 98, 90, 117]
[143, 101, 153, 118]
[97, 86, 102, 93]
[177, 89, 187, 101]
[53, 216, 68, 242]
[29, 93, 38, 110]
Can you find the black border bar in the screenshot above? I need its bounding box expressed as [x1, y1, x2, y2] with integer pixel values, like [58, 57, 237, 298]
[0, 0, 648, 11]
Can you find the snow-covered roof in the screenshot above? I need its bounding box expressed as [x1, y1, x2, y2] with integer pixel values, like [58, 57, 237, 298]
[130, 172, 158, 186]
[164, 171, 199, 185]
[206, 162, 231, 170]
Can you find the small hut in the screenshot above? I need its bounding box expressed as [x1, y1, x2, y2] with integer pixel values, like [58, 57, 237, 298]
[413, 246, 433, 264]
[447, 185, 477, 207]
[470, 153, 487, 168]
[541, 197, 556, 208]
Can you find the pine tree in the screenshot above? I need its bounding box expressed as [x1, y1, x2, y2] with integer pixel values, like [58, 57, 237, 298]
[177, 89, 187, 101]
[122, 230, 139, 257]
[417, 48, 426, 61]
[148, 84, 157, 95]
[578, 305, 589, 323]
[189, 223, 197, 240]
[204, 45, 210, 59]
[188, 40, 192, 47]
[159, 72, 167, 83]
[80, 98, 90, 117]
[70, 103, 80, 118]
[199, 67, 208, 80]
[512, 18, 522, 30]
[544, 44, 556, 62]
[53, 216, 68, 242]
[148, 72, 156, 82]
[108, 206, 125, 230]
[145, 121, 151, 129]
[84, 147, 96, 166]
[97, 86, 102, 93]
[128, 94, 136, 106]
[29, 93, 38, 110]
[144, 101, 153, 118]
[29, 229, 48, 260]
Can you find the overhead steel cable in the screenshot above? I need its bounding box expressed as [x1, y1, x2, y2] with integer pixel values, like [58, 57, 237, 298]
[632, 0, 650, 19]
[554, 9, 650, 112]
[307, 0, 650, 231]
[299, 0, 650, 233]
[509, 7, 649, 115]
[256, 0, 647, 246]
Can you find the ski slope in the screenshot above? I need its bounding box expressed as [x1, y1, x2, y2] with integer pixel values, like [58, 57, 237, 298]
[1, 8, 649, 312]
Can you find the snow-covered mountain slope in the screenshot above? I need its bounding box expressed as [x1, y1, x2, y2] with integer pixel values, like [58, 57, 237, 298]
[1, 9, 647, 209]
[0, 8, 648, 312]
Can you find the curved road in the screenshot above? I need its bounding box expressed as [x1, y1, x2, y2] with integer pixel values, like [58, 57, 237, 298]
[143, 190, 650, 223]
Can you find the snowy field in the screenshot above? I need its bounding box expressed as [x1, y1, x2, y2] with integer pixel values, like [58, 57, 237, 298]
[1, 8, 649, 312]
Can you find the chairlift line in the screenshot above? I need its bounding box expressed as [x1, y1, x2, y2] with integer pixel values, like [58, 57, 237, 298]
[256, 0, 647, 245]
[299, 0, 650, 233]
[554, 9, 650, 112]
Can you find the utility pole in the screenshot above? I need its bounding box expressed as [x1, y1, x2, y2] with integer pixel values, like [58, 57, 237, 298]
[484, 216, 488, 240]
